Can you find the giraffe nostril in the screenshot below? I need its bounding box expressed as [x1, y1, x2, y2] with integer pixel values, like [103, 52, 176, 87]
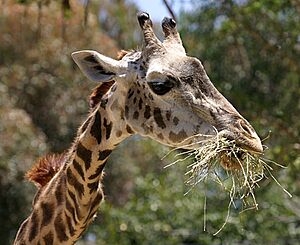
[239, 120, 253, 137]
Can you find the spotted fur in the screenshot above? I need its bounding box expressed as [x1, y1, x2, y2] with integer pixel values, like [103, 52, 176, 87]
[89, 81, 115, 108]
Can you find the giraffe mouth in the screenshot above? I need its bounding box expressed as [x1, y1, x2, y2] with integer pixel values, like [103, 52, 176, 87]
[218, 136, 263, 171]
[186, 131, 263, 171]
[219, 150, 245, 170]
[218, 120, 264, 155]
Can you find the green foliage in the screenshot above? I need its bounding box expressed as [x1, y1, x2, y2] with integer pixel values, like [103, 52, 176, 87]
[98, 0, 140, 49]
[0, 85, 48, 243]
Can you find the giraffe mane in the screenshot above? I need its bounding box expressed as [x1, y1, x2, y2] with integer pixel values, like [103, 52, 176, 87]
[117, 49, 130, 60]
[26, 153, 66, 188]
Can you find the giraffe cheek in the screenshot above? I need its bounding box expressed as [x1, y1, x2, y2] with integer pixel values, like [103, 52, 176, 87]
[169, 129, 188, 143]
[131, 119, 155, 136]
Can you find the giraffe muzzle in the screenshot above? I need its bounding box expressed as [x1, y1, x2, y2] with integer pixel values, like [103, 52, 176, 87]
[220, 118, 263, 154]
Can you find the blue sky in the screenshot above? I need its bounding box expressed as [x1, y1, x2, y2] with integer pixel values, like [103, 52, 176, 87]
[133, 0, 194, 21]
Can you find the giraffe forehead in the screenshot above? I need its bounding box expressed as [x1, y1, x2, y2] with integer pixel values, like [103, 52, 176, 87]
[120, 49, 202, 78]
[147, 55, 203, 78]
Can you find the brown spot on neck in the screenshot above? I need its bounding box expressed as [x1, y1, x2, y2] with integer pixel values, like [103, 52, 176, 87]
[43, 232, 54, 244]
[41, 202, 54, 226]
[98, 150, 112, 161]
[90, 111, 102, 145]
[28, 211, 39, 242]
[76, 143, 92, 170]
[89, 81, 115, 108]
[54, 215, 68, 242]
[103, 118, 113, 140]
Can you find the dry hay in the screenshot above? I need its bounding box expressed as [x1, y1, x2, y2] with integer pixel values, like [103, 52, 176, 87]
[163, 131, 291, 235]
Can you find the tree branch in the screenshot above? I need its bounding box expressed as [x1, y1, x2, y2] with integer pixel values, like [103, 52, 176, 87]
[84, 0, 90, 27]
[162, 0, 176, 21]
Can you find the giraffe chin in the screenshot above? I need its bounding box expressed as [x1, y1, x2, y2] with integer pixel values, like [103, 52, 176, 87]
[219, 152, 244, 171]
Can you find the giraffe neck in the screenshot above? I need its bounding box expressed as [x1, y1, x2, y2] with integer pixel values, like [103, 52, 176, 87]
[14, 90, 132, 244]
[61, 104, 128, 241]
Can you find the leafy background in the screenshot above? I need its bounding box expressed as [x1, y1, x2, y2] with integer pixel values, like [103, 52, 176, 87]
[0, 0, 299, 244]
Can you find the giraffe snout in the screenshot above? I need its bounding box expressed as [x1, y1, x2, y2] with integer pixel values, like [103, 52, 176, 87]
[232, 118, 263, 154]
[218, 116, 263, 154]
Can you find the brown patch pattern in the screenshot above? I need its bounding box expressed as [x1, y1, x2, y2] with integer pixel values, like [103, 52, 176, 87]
[144, 105, 151, 119]
[55, 174, 65, 205]
[98, 150, 112, 161]
[88, 161, 107, 180]
[66, 167, 84, 199]
[89, 81, 115, 108]
[41, 202, 54, 226]
[65, 214, 75, 237]
[116, 130, 122, 138]
[103, 118, 112, 140]
[54, 215, 68, 242]
[87, 180, 99, 194]
[154, 108, 166, 129]
[169, 129, 188, 142]
[77, 143, 92, 170]
[173, 116, 179, 125]
[126, 125, 134, 134]
[43, 232, 54, 244]
[28, 211, 39, 242]
[133, 111, 139, 120]
[90, 111, 102, 144]
[73, 159, 85, 181]
[166, 111, 171, 121]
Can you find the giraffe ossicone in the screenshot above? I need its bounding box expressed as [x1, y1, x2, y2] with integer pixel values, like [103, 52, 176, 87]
[14, 12, 262, 244]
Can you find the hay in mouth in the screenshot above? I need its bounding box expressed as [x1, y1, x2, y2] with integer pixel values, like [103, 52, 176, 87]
[163, 133, 291, 234]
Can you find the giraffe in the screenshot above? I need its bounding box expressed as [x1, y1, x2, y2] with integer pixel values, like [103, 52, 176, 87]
[14, 12, 263, 244]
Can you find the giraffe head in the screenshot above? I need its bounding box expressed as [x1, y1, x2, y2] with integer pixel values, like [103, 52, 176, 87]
[72, 12, 263, 158]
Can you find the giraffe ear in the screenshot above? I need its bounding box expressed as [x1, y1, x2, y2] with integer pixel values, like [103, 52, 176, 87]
[71, 50, 126, 83]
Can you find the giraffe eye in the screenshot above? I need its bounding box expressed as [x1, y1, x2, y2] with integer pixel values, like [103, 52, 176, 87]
[148, 79, 175, 95]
